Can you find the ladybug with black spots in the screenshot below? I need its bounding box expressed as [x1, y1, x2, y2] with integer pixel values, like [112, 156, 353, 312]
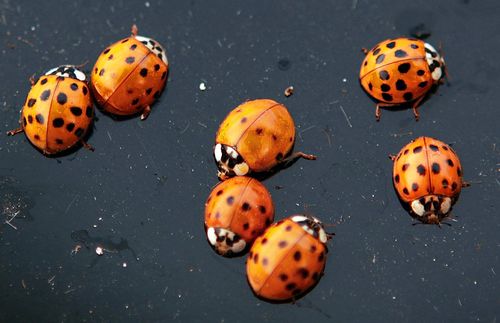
[246, 215, 331, 302]
[205, 176, 274, 257]
[7, 65, 94, 155]
[391, 136, 469, 224]
[214, 99, 316, 180]
[359, 37, 445, 121]
[90, 24, 168, 120]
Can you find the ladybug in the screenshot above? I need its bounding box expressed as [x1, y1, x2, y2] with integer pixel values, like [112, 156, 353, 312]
[214, 99, 316, 180]
[7, 65, 94, 155]
[90, 25, 168, 120]
[359, 37, 445, 121]
[391, 136, 468, 224]
[205, 176, 274, 256]
[246, 215, 330, 302]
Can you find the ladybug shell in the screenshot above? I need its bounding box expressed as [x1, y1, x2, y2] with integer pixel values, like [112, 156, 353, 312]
[205, 176, 274, 256]
[246, 216, 327, 302]
[90, 36, 168, 116]
[393, 137, 463, 202]
[359, 38, 436, 104]
[215, 99, 295, 174]
[20, 74, 93, 154]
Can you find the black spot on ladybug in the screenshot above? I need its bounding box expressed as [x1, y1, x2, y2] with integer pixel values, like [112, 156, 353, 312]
[261, 238, 268, 245]
[312, 272, 320, 281]
[278, 241, 288, 248]
[108, 54, 114, 60]
[413, 146, 423, 153]
[52, 118, 64, 128]
[155, 46, 163, 52]
[402, 163, 409, 171]
[457, 167, 462, 176]
[285, 283, 297, 291]
[99, 69, 105, 76]
[140, 68, 148, 77]
[216, 190, 223, 196]
[146, 88, 153, 95]
[40, 78, 48, 85]
[214, 212, 220, 219]
[265, 218, 271, 226]
[259, 205, 266, 214]
[86, 106, 93, 118]
[310, 245, 317, 253]
[272, 134, 277, 141]
[23, 117, 27, 126]
[82, 86, 88, 96]
[27, 98, 36, 107]
[447, 159, 454, 167]
[442, 179, 449, 188]
[368, 82, 373, 91]
[276, 152, 284, 161]
[253, 253, 259, 264]
[386, 41, 396, 49]
[28, 115, 33, 124]
[396, 79, 407, 91]
[34, 134, 40, 140]
[55, 139, 63, 145]
[126, 57, 135, 64]
[226, 196, 234, 205]
[395, 49, 408, 58]
[418, 81, 428, 88]
[154, 64, 160, 71]
[57, 93, 68, 105]
[66, 123, 75, 132]
[404, 149, 409, 155]
[431, 162, 440, 174]
[285, 225, 292, 231]
[242, 202, 251, 211]
[130, 44, 137, 50]
[127, 89, 134, 94]
[364, 61, 367, 66]
[40, 89, 51, 101]
[417, 164, 426, 176]
[403, 92, 413, 101]
[379, 70, 389, 80]
[382, 93, 393, 101]
[94, 67, 98, 74]
[103, 48, 110, 54]
[141, 40, 148, 45]
[412, 183, 419, 191]
[318, 252, 325, 262]
[279, 273, 288, 282]
[411, 44, 419, 49]
[70, 83, 78, 91]
[442, 145, 449, 151]
[394, 174, 400, 183]
[398, 63, 411, 73]
[243, 223, 249, 230]
[451, 182, 458, 191]
[35, 114, 44, 124]
[262, 258, 269, 266]
[153, 91, 160, 99]
[417, 69, 425, 76]
[149, 40, 155, 45]
[403, 187, 409, 195]
[161, 71, 167, 80]
[256, 128, 263, 135]
[75, 127, 84, 137]
[297, 268, 310, 279]
[56, 76, 65, 81]
[381, 84, 391, 92]
[132, 98, 139, 105]
[430, 144, 439, 152]
[158, 53, 163, 60]
[293, 251, 302, 261]
[376, 54, 386, 64]
[121, 38, 129, 43]
[372, 48, 381, 56]
[70, 107, 82, 116]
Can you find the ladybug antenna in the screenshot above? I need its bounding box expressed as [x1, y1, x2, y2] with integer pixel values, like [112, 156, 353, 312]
[74, 60, 89, 70]
[438, 41, 451, 84]
[131, 24, 138, 36]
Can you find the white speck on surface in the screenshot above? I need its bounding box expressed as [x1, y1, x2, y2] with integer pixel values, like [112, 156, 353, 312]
[144, 2, 150, 7]
[122, 262, 127, 268]
[199, 82, 206, 91]
[342, 78, 347, 82]
[95, 247, 104, 255]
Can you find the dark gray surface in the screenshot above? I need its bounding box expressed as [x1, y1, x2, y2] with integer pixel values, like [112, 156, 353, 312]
[1, 1, 499, 322]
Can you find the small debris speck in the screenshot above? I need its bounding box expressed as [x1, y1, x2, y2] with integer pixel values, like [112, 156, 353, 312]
[199, 82, 206, 91]
[95, 246, 104, 255]
[284, 86, 294, 97]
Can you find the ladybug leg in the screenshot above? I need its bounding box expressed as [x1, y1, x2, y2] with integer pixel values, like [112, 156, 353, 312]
[131, 24, 138, 37]
[140, 106, 152, 120]
[29, 74, 36, 86]
[6, 127, 23, 136]
[462, 181, 471, 187]
[388, 154, 396, 161]
[375, 104, 382, 121]
[361, 48, 369, 55]
[411, 96, 425, 121]
[81, 140, 95, 152]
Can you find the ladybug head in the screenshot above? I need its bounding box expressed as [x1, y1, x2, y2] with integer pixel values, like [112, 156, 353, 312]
[410, 195, 452, 224]
[134, 35, 168, 65]
[423, 42, 446, 83]
[214, 143, 250, 180]
[206, 227, 246, 257]
[291, 215, 328, 243]
[45, 65, 86, 82]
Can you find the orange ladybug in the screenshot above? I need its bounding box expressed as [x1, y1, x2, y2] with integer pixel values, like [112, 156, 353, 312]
[359, 37, 445, 121]
[246, 215, 330, 302]
[391, 136, 468, 224]
[90, 25, 168, 120]
[214, 99, 316, 180]
[205, 176, 274, 256]
[7, 65, 94, 155]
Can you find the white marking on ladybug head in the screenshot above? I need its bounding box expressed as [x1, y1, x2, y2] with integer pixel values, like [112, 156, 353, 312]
[411, 199, 426, 217]
[45, 65, 86, 81]
[424, 42, 445, 82]
[291, 215, 328, 243]
[411, 195, 453, 224]
[206, 227, 246, 256]
[440, 197, 451, 215]
[135, 35, 168, 65]
[214, 144, 223, 162]
[214, 144, 249, 179]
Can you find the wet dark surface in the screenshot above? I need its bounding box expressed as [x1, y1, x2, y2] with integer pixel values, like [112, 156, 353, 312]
[1, 0, 499, 322]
